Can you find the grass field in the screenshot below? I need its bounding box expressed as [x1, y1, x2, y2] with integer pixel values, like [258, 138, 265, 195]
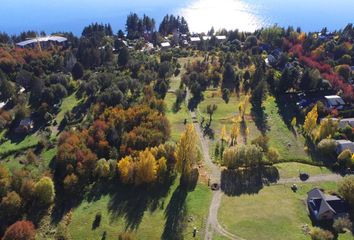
[218, 181, 348, 240]
[275, 162, 331, 179]
[264, 97, 310, 162]
[0, 133, 39, 156]
[68, 182, 212, 240]
[55, 93, 81, 125]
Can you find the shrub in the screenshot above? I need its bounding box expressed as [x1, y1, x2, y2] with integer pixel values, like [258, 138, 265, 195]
[317, 139, 336, 155]
[266, 147, 279, 163]
[337, 149, 352, 167]
[338, 176, 354, 206]
[333, 217, 352, 233]
[2, 220, 36, 240]
[0, 191, 22, 218]
[223, 144, 264, 169]
[309, 227, 334, 240]
[251, 135, 269, 152]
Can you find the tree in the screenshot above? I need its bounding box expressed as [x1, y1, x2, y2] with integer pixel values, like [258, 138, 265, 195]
[95, 159, 110, 178]
[176, 124, 199, 183]
[303, 105, 318, 138]
[0, 77, 15, 102]
[135, 149, 157, 185]
[0, 164, 10, 198]
[315, 118, 338, 142]
[222, 88, 230, 103]
[222, 144, 263, 169]
[71, 62, 84, 80]
[2, 220, 36, 240]
[230, 120, 239, 146]
[0, 191, 22, 218]
[63, 173, 79, 193]
[117, 156, 134, 184]
[338, 150, 353, 168]
[317, 139, 336, 155]
[338, 176, 354, 206]
[34, 176, 55, 206]
[118, 47, 130, 67]
[206, 104, 217, 125]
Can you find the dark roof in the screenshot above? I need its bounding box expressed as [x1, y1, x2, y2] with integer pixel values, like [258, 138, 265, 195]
[19, 118, 33, 126]
[307, 188, 348, 219]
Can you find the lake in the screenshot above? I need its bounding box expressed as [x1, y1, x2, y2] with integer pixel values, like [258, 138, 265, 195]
[0, 0, 353, 35]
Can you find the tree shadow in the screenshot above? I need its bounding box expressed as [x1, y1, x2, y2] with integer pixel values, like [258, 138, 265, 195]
[251, 105, 269, 134]
[107, 177, 175, 231]
[275, 94, 303, 130]
[220, 166, 279, 196]
[161, 185, 188, 240]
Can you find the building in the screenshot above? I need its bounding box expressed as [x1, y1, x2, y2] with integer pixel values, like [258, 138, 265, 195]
[16, 35, 67, 48]
[335, 139, 354, 154]
[190, 36, 201, 44]
[215, 35, 227, 41]
[160, 42, 171, 48]
[15, 118, 34, 133]
[324, 95, 346, 110]
[202, 36, 212, 41]
[307, 188, 349, 221]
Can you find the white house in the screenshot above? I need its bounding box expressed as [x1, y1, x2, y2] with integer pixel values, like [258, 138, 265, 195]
[160, 42, 171, 48]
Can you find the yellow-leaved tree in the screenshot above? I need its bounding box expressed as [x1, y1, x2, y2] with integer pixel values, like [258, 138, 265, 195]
[135, 149, 157, 185]
[176, 124, 199, 182]
[117, 156, 134, 184]
[230, 117, 240, 146]
[303, 105, 318, 138]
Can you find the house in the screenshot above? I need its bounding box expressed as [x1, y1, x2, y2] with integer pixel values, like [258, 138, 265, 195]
[160, 42, 171, 48]
[265, 54, 277, 67]
[335, 140, 354, 154]
[307, 188, 349, 221]
[338, 118, 354, 129]
[190, 36, 201, 44]
[215, 35, 227, 41]
[202, 36, 212, 41]
[15, 118, 34, 133]
[324, 95, 346, 110]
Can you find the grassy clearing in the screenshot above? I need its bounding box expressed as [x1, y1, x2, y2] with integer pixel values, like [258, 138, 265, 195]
[264, 97, 310, 162]
[55, 93, 81, 124]
[275, 162, 331, 179]
[165, 92, 191, 143]
[0, 133, 39, 156]
[68, 183, 212, 240]
[218, 181, 340, 240]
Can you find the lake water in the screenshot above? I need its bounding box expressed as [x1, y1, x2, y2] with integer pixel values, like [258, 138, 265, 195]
[0, 0, 353, 35]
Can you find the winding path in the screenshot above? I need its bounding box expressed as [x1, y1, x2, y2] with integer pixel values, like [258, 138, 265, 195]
[187, 94, 243, 240]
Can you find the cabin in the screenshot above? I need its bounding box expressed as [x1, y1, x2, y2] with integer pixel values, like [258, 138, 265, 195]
[335, 140, 354, 154]
[160, 42, 171, 49]
[324, 95, 345, 110]
[202, 36, 212, 41]
[16, 35, 67, 49]
[307, 188, 349, 222]
[15, 118, 34, 133]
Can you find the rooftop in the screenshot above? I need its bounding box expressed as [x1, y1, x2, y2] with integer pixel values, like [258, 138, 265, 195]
[16, 35, 67, 47]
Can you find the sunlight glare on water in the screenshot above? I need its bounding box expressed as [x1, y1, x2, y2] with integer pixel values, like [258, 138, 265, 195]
[179, 0, 268, 33]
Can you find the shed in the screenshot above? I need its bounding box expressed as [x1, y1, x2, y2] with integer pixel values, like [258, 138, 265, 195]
[160, 42, 171, 48]
[324, 95, 345, 110]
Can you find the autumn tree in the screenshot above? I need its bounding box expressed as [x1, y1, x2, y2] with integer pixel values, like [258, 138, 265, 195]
[95, 158, 110, 178]
[135, 149, 157, 185]
[230, 119, 239, 146]
[0, 191, 22, 219]
[303, 105, 318, 138]
[176, 124, 200, 184]
[117, 156, 134, 184]
[315, 118, 338, 142]
[2, 220, 36, 240]
[34, 177, 55, 206]
[0, 164, 10, 198]
[223, 144, 263, 169]
[338, 176, 354, 207]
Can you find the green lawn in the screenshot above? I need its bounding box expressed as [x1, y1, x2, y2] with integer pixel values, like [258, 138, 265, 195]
[264, 97, 310, 162]
[165, 92, 191, 143]
[0, 133, 39, 156]
[68, 182, 212, 240]
[55, 93, 81, 125]
[218, 182, 341, 240]
[275, 162, 331, 179]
